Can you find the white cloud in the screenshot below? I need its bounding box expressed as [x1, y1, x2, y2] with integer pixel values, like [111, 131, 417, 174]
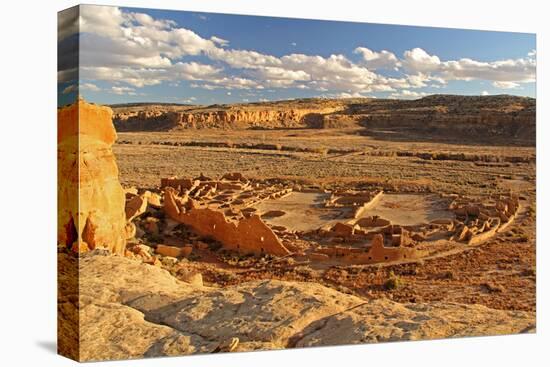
[492, 81, 520, 89]
[322, 92, 371, 99]
[191, 77, 264, 90]
[440, 57, 535, 83]
[80, 82, 101, 92]
[278, 53, 380, 92]
[180, 96, 197, 104]
[58, 68, 78, 84]
[173, 62, 222, 80]
[62, 84, 77, 94]
[80, 61, 221, 88]
[402, 48, 441, 73]
[389, 90, 429, 99]
[255, 66, 310, 81]
[111, 86, 136, 95]
[80, 66, 165, 87]
[58, 6, 79, 42]
[401, 47, 536, 85]
[354, 47, 400, 70]
[62, 82, 101, 94]
[127, 12, 176, 29]
[481, 91, 489, 96]
[210, 36, 229, 47]
[207, 48, 282, 69]
[80, 5, 127, 39]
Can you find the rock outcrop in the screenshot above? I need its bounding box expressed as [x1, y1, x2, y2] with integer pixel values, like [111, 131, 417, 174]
[58, 98, 129, 254]
[58, 253, 535, 361]
[114, 107, 339, 131]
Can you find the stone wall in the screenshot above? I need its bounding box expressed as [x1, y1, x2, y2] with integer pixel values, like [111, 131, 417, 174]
[164, 188, 290, 256]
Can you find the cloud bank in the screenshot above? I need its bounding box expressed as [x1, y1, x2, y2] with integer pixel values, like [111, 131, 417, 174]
[58, 5, 536, 100]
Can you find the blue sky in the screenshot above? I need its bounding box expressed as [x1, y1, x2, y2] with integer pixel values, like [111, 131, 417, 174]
[57, 5, 536, 106]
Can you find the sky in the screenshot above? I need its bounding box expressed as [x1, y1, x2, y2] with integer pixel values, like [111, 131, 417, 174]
[57, 4, 536, 106]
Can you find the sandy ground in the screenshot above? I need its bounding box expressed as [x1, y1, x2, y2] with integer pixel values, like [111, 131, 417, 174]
[361, 193, 454, 226]
[254, 192, 349, 231]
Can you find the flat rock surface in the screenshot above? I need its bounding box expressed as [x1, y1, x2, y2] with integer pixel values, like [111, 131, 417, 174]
[60, 253, 535, 361]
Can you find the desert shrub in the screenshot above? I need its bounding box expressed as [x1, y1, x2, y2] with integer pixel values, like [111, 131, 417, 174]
[216, 271, 238, 283]
[311, 147, 329, 155]
[294, 265, 316, 279]
[438, 270, 456, 280]
[384, 271, 404, 290]
[481, 282, 504, 293]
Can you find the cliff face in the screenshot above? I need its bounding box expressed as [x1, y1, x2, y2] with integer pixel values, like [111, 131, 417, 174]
[359, 109, 535, 140]
[111, 95, 535, 144]
[114, 107, 337, 131]
[353, 95, 535, 143]
[58, 98, 129, 254]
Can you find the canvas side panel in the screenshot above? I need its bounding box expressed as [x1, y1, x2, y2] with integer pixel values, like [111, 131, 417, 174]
[57, 5, 80, 362]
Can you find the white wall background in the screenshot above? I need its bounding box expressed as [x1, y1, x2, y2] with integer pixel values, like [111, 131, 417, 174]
[0, 0, 547, 366]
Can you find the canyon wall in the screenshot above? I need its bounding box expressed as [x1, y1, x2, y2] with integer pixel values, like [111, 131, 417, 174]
[352, 95, 535, 143]
[358, 109, 535, 141]
[114, 107, 338, 131]
[111, 95, 535, 144]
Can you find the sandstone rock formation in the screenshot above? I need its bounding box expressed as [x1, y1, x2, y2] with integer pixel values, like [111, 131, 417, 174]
[113, 102, 342, 131]
[58, 252, 535, 361]
[58, 98, 128, 254]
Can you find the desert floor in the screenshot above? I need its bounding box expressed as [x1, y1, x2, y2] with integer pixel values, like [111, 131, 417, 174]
[113, 127, 536, 312]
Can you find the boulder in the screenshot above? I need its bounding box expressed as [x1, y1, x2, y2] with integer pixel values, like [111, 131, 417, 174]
[156, 244, 184, 258]
[178, 270, 203, 287]
[125, 193, 149, 221]
[148, 193, 162, 208]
